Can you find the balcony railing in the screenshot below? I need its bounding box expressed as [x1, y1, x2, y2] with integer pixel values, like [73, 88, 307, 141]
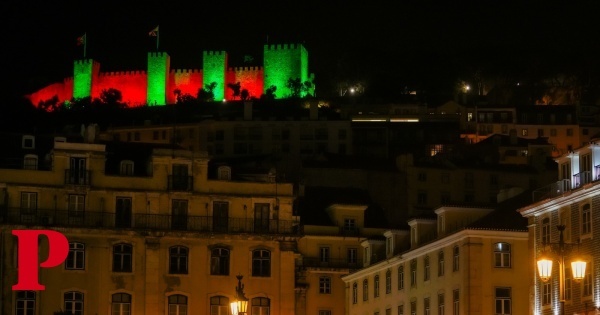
[168, 175, 193, 191]
[0, 208, 299, 235]
[302, 257, 360, 269]
[573, 171, 593, 188]
[64, 169, 91, 185]
[595, 165, 600, 181]
[532, 179, 571, 202]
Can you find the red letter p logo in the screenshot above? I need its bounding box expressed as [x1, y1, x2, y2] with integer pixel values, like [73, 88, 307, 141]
[12, 230, 69, 290]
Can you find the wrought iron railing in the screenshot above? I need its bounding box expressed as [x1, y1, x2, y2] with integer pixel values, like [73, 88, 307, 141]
[0, 208, 299, 235]
[64, 169, 91, 185]
[573, 171, 593, 188]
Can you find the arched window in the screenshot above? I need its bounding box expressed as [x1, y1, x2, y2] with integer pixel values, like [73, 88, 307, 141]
[23, 154, 38, 170]
[363, 279, 368, 301]
[210, 296, 230, 315]
[398, 265, 404, 290]
[251, 297, 270, 315]
[424, 256, 430, 281]
[211, 247, 230, 275]
[374, 275, 380, 297]
[168, 294, 188, 315]
[385, 270, 392, 294]
[453, 246, 460, 272]
[169, 246, 188, 274]
[352, 282, 358, 304]
[494, 243, 511, 268]
[111, 293, 131, 315]
[64, 291, 84, 315]
[438, 251, 445, 276]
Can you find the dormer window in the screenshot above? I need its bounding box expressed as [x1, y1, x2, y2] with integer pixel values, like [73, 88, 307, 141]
[344, 218, 356, 231]
[217, 166, 231, 180]
[23, 154, 38, 170]
[120, 160, 134, 176]
[22, 135, 35, 149]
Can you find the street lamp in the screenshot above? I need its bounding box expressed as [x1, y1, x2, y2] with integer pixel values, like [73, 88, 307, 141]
[231, 274, 249, 315]
[537, 225, 586, 315]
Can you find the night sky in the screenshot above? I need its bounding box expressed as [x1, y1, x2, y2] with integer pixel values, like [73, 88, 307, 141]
[3, 1, 599, 102]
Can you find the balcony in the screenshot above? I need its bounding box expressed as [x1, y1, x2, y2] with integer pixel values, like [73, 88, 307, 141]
[64, 169, 91, 185]
[0, 208, 299, 235]
[532, 179, 570, 202]
[168, 175, 193, 191]
[573, 171, 593, 188]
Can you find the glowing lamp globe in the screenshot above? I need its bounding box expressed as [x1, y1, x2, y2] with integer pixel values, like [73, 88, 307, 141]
[571, 260, 587, 281]
[537, 257, 553, 282]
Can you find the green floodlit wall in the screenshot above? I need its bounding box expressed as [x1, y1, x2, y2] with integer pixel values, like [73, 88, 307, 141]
[202, 51, 228, 101]
[263, 43, 309, 98]
[73, 59, 98, 99]
[147, 52, 170, 106]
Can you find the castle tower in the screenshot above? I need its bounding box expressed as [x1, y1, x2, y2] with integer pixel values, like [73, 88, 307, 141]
[263, 43, 310, 98]
[147, 52, 170, 106]
[73, 59, 100, 99]
[202, 51, 228, 101]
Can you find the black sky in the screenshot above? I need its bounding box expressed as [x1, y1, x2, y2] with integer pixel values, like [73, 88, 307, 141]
[3, 1, 600, 102]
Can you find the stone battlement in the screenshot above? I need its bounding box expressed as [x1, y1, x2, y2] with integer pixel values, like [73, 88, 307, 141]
[171, 69, 201, 74]
[98, 70, 147, 77]
[264, 43, 302, 50]
[228, 66, 263, 72]
[148, 52, 169, 57]
[203, 51, 227, 56]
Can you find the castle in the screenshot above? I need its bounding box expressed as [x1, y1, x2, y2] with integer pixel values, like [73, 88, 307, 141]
[27, 43, 314, 107]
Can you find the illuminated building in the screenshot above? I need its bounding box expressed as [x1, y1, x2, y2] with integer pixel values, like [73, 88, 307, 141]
[519, 138, 600, 315]
[27, 43, 314, 107]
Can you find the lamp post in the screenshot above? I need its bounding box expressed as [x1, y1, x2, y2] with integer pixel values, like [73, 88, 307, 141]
[537, 225, 586, 315]
[231, 274, 249, 315]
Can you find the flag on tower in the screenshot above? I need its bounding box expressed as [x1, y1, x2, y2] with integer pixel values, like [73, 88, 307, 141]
[148, 26, 159, 37]
[77, 33, 86, 46]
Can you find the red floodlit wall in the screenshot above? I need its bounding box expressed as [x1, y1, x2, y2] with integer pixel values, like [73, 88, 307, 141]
[167, 69, 203, 104]
[93, 71, 148, 107]
[226, 67, 264, 100]
[27, 78, 73, 107]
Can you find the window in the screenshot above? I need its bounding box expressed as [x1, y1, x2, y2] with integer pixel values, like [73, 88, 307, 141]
[169, 246, 188, 274]
[398, 305, 404, 315]
[15, 291, 35, 315]
[252, 249, 271, 277]
[210, 247, 230, 275]
[424, 256, 430, 281]
[320, 311, 332, 315]
[168, 294, 187, 315]
[386, 270, 392, 294]
[542, 282, 551, 305]
[210, 296, 230, 315]
[410, 260, 417, 287]
[319, 276, 331, 294]
[23, 154, 38, 170]
[398, 265, 404, 290]
[582, 204, 592, 235]
[68, 194, 85, 216]
[20, 192, 37, 212]
[452, 246, 459, 272]
[374, 275, 380, 297]
[386, 308, 392, 315]
[251, 297, 270, 315]
[347, 248, 358, 265]
[438, 293, 445, 315]
[115, 197, 132, 228]
[363, 280, 369, 301]
[352, 282, 358, 304]
[542, 217, 550, 244]
[320, 247, 330, 263]
[410, 301, 416, 315]
[217, 166, 231, 180]
[452, 290, 459, 315]
[438, 251, 445, 276]
[344, 218, 356, 231]
[120, 160, 134, 175]
[495, 287, 511, 314]
[64, 291, 84, 315]
[111, 293, 131, 315]
[22, 135, 35, 149]
[494, 243, 511, 268]
[424, 297, 430, 315]
[418, 172, 427, 181]
[583, 263, 593, 296]
[521, 129, 528, 136]
[113, 243, 132, 272]
[65, 242, 85, 270]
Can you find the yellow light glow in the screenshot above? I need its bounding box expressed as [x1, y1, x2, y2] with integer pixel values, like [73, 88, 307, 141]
[571, 260, 586, 281]
[537, 257, 552, 281]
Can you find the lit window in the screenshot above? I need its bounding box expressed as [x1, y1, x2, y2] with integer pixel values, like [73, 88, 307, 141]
[169, 246, 188, 274]
[168, 294, 187, 315]
[542, 282, 551, 305]
[251, 297, 270, 315]
[494, 243, 511, 268]
[65, 242, 85, 270]
[64, 291, 84, 315]
[111, 293, 131, 315]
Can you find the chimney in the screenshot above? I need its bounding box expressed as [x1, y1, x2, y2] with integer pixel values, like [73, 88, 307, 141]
[244, 101, 253, 121]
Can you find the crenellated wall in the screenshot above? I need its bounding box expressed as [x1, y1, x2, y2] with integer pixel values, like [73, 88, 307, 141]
[225, 66, 264, 100]
[26, 43, 313, 108]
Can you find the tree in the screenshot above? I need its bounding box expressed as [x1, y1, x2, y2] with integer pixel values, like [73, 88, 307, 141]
[286, 78, 314, 98]
[261, 85, 277, 101]
[240, 89, 250, 101]
[198, 82, 217, 102]
[227, 82, 241, 100]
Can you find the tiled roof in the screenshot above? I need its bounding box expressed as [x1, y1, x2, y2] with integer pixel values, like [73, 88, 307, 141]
[466, 189, 533, 231]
